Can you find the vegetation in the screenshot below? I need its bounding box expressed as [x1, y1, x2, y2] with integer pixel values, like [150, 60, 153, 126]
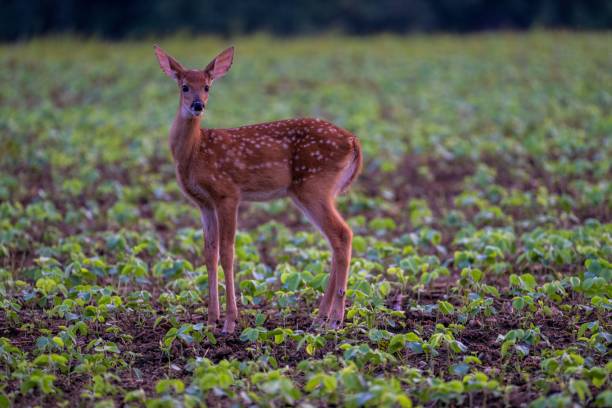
[0, 32, 610, 407]
[2, 0, 611, 41]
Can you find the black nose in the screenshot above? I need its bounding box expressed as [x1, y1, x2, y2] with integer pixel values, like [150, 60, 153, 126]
[192, 101, 204, 112]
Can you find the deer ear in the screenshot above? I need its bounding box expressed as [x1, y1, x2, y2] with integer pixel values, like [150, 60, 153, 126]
[204, 46, 234, 80]
[154, 45, 184, 81]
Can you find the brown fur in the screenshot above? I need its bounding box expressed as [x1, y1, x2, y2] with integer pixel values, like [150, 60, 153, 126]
[155, 45, 361, 332]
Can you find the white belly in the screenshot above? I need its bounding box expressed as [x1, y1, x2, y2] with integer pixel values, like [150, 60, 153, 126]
[241, 188, 288, 202]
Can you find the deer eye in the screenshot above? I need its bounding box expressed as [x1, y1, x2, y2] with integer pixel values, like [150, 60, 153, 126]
[204, 85, 210, 92]
[181, 85, 189, 93]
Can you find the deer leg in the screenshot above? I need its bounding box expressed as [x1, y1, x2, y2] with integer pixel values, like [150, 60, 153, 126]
[216, 198, 239, 334]
[290, 195, 336, 326]
[314, 253, 338, 327]
[201, 206, 220, 328]
[326, 210, 352, 329]
[291, 193, 352, 329]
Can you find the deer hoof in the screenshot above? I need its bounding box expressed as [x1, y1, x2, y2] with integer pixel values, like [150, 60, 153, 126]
[327, 319, 343, 330]
[207, 318, 221, 333]
[222, 320, 236, 334]
[310, 317, 327, 330]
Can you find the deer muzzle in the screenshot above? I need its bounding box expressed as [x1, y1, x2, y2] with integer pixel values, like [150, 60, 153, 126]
[191, 100, 204, 113]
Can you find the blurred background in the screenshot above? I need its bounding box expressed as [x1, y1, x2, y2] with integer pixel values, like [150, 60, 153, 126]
[1, 0, 611, 41]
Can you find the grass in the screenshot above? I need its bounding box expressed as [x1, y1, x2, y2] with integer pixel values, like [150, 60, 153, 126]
[0, 32, 611, 407]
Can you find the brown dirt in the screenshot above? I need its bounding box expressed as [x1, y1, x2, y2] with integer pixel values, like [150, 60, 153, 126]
[2, 148, 609, 407]
[3, 273, 609, 408]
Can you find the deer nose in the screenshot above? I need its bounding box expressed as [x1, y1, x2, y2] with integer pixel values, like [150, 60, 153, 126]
[191, 100, 204, 112]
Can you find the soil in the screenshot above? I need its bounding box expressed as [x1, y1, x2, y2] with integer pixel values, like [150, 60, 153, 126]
[3, 269, 609, 408]
[2, 150, 609, 407]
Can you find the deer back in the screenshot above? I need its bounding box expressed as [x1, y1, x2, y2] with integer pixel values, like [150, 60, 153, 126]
[186, 118, 357, 203]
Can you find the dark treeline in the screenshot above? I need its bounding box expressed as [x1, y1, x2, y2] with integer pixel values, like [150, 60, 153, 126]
[1, 0, 611, 41]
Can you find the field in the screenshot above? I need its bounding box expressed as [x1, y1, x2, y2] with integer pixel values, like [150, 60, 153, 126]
[0, 32, 611, 407]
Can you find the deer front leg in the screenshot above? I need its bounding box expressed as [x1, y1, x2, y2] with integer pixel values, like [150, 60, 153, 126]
[201, 207, 220, 328]
[216, 198, 239, 334]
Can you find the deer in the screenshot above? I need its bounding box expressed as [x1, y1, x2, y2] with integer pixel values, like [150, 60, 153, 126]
[154, 45, 362, 334]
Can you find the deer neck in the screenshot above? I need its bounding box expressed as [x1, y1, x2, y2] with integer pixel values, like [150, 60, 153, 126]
[169, 108, 202, 166]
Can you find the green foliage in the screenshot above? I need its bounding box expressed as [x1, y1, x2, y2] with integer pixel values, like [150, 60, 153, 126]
[0, 33, 610, 407]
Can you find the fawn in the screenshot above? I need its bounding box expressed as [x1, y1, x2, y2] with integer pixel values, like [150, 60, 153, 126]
[154, 45, 362, 333]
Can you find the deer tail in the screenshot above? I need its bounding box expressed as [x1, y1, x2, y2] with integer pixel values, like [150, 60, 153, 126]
[338, 135, 362, 195]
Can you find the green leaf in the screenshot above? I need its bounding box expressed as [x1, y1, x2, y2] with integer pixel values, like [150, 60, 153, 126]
[255, 312, 266, 326]
[464, 355, 482, 365]
[451, 363, 470, 376]
[520, 273, 537, 291]
[438, 301, 455, 315]
[368, 329, 390, 343]
[352, 236, 367, 252]
[240, 327, 260, 342]
[512, 297, 525, 310]
[470, 269, 483, 283]
[156, 379, 185, 395]
[36, 278, 57, 295]
[379, 281, 391, 297]
[446, 380, 465, 393]
[0, 394, 10, 408]
[397, 394, 413, 408]
[595, 390, 612, 407]
[569, 379, 590, 402]
[123, 389, 146, 403]
[306, 343, 315, 356]
[283, 271, 301, 291]
[52, 336, 64, 348]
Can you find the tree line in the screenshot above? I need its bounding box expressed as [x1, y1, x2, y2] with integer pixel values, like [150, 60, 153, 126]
[1, 0, 610, 41]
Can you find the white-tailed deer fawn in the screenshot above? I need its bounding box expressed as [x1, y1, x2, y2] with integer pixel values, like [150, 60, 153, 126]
[154, 45, 362, 333]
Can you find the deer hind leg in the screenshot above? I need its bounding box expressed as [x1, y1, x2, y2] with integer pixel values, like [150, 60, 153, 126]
[290, 183, 352, 329]
[201, 206, 220, 328]
[290, 195, 336, 327]
[216, 198, 240, 334]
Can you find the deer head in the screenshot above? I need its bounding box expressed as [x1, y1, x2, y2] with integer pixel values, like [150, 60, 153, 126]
[154, 45, 234, 118]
